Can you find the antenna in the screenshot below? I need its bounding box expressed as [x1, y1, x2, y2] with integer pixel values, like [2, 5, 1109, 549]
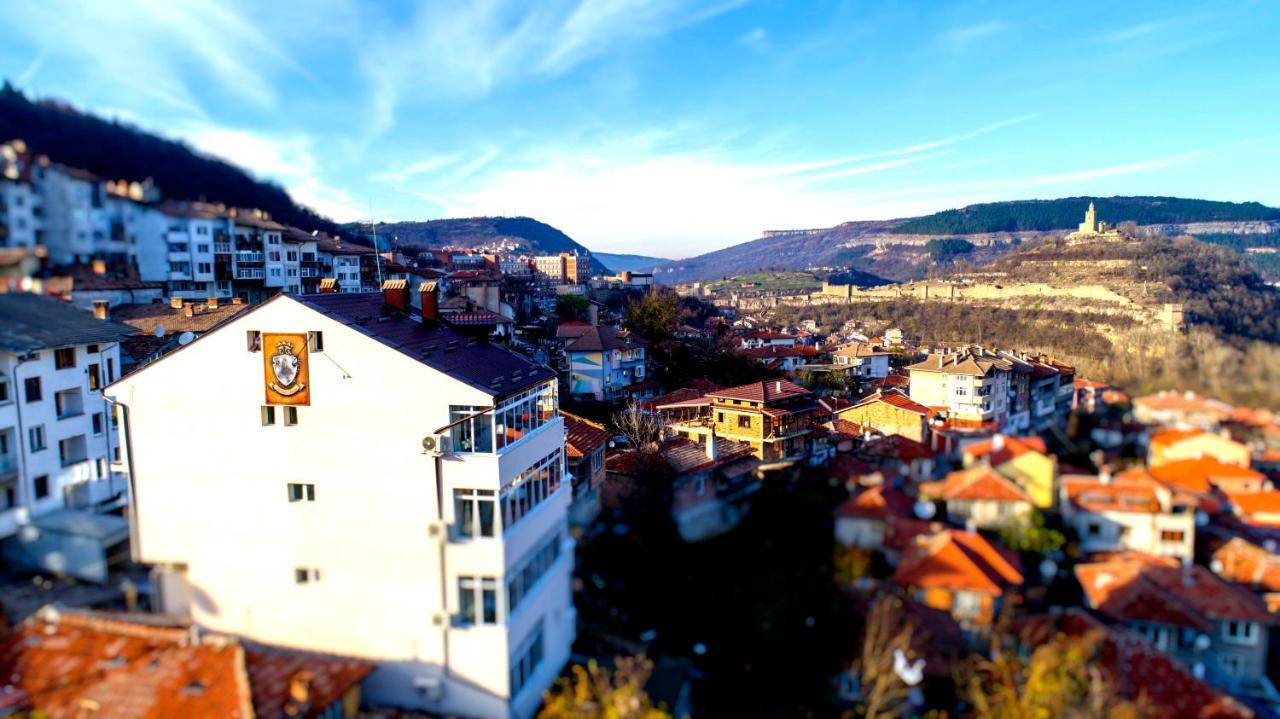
[369, 200, 385, 287]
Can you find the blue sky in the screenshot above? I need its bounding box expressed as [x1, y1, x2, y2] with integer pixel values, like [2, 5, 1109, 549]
[2, 1, 1279, 258]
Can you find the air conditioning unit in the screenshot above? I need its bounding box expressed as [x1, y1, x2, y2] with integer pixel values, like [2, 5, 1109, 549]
[430, 610, 450, 628]
[421, 433, 450, 457]
[427, 520, 448, 539]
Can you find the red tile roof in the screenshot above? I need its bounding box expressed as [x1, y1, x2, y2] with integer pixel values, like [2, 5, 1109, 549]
[833, 485, 915, 520]
[1150, 458, 1266, 495]
[873, 374, 910, 389]
[1058, 611, 1253, 719]
[661, 435, 756, 475]
[893, 530, 1023, 594]
[0, 609, 371, 719]
[560, 411, 610, 459]
[564, 325, 645, 352]
[1062, 476, 1165, 514]
[849, 389, 933, 417]
[707, 379, 810, 404]
[858, 433, 936, 463]
[1076, 554, 1273, 627]
[1225, 490, 1280, 525]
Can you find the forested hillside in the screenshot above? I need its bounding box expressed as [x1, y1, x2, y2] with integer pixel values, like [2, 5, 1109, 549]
[364, 216, 610, 274]
[0, 84, 341, 235]
[893, 196, 1280, 234]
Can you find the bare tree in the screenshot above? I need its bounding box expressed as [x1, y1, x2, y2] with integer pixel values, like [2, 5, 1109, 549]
[848, 596, 918, 719]
[611, 398, 666, 452]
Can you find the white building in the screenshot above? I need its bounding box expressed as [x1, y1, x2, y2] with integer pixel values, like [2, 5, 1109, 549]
[107, 284, 575, 719]
[906, 349, 1012, 429]
[0, 141, 42, 250]
[0, 294, 133, 581]
[1061, 473, 1195, 560]
[831, 342, 893, 379]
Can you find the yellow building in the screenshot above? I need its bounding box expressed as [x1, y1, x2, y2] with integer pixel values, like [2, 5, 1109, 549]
[961, 434, 1057, 509]
[673, 379, 819, 463]
[1148, 428, 1250, 468]
[834, 389, 934, 443]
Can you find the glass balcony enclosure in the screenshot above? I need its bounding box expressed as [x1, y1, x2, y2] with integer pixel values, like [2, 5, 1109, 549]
[448, 380, 557, 455]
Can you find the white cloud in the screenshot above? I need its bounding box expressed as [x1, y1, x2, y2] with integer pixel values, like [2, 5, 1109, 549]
[181, 124, 368, 222]
[738, 27, 769, 53]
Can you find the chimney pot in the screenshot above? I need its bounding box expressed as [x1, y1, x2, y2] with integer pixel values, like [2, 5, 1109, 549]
[231, 297, 243, 305]
[170, 296, 184, 310]
[91, 259, 106, 275]
[183, 305, 195, 318]
[91, 299, 109, 320]
[206, 297, 218, 310]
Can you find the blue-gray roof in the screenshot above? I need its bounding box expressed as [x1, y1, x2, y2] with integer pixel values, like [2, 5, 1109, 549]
[0, 294, 137, 352]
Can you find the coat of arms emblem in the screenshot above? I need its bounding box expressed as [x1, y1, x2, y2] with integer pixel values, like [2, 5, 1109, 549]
[269, 340, 305, 396]
[262, 332, 310, 405]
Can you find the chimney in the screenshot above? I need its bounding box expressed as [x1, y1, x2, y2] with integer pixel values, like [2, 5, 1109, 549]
[1099, 465, 1112, 485]
[419, 281, 439, 327]
[381, 279, 409, 313]
[774, 380, 782, 394]
[206, 297, 219, 310]
[91, 299, 109, 320]
[285, 671, 315, 718]
[705, 428, 718, 461]
[91, 259, 106, 275]
[170, 296, 184, 310]
[992, 433, 1005, 452]
[183, 304, 195, 318]
[231, 297, 243, 305]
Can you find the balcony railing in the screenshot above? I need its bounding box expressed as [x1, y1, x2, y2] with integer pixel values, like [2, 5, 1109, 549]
[300, 267, 321, 278]
[0, 454, 17, 478]
[236, 267, 265, 280]
[214, 242, 232, 254]
[235, 251, 264, 264]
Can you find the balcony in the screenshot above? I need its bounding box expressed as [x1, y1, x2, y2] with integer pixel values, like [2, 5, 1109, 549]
[213, 242, 232, 254]
[55, 389, 85, 420]
[300, 267, 321, 278]
[0, 454, 16, 479]
[235, 251, 264, 264]
[235, 267, 265, 280]
[59, 435, 89, 468]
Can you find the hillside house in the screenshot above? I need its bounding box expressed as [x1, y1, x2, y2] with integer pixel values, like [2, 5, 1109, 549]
[831, 341, 893, 379]
[892, 530, 1023, 630]
[563, 325, 646, 401]
[1148, 428, 1250, 468]
[1060, 473, 1196, 560]
[906, 349, 1011, 431]
[925, 466, 1034, 530]
[834, 389, 934, 444]
[561, 411, 610, 529]
[960, 434, 1056, 509]
[672, 379, 821, 464]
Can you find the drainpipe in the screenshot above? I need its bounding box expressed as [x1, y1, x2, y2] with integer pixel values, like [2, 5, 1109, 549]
[97, 342, 119, 506]
[103, 396, 141, 563]
[433, 453, 451, 680]
[10, 351, 36, 515]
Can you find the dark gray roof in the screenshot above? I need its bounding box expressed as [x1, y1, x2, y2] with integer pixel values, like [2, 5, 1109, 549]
[0, 294, 137, 352]
[297, 292, 555, 397]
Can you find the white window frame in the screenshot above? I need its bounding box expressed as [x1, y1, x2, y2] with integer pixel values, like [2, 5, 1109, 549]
[1222, 620, 1258, 646]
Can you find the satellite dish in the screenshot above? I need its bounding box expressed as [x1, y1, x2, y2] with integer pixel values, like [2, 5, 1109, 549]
[1192, 662, 1206, 679]
[153, 324, 165, 338]
[177, 332, 195, 346]
[913, 501, 936, 520]
[1266, 539, 1277, 553]
[1039, 559, 1059, 580]
[1194, 510, 1209, 527]
[692, 642, 707, 656]
[1195, 634, 1211, 651]
[1210, 559, 1225, 574]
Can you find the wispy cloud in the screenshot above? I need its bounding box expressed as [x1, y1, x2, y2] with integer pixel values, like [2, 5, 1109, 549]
[939, 20, 1009, 50]
[738, 27, 770, 53]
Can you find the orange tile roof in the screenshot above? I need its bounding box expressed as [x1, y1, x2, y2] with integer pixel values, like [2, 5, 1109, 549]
[560, 411, 610, 459]
[1149, 427, 1212, 448]
[1212, 537, 1280, 593]
[0, 608, 373, 719]
[1225, 490, 1280, 524]
[893, 530, 1023, 594]
[961, 434, 1047, 464]
[1062, 476, 1164, 514]
[940, 466, 1032, 503]
[1149, 457, 1266, 494]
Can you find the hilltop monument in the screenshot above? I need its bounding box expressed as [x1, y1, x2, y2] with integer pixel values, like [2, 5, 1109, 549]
[1066, 202, 1127, 242]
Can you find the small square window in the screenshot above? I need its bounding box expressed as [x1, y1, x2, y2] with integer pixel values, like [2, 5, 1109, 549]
[92, 413, 103, 435]
[308, 331, 324, 353]
[54, 348, 76, 369]
[261, 406, 276, 426]
[284, 407, 298, 426]
[288, 483, 316, 502]
[34, 475, 49, 499]
[24, 377, 42, 403]
[295, 567, 320, 584]
[87, 344, 99, 354]
[247, 331, 262, 352]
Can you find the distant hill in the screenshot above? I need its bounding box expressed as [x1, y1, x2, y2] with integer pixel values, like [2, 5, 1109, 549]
[0, 83, 342, 236]
[656, 196, 1280, 284]
[594, 252, 670, 274]
[360, 216, 610, 274]
[894, 196, 1280, 235]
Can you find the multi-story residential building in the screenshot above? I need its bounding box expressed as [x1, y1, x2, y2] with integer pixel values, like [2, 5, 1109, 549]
[906, 349, 1011, 430]
[532, 255, 565, 283]
[1061, 473, 1195, 560]
[136, 201, 229, 301]
[831, 341, 893, 379]
[1077, 555, 1277, 703]
[314, 233, 380, 293]
[34, 162, 108, 266]
[107, 284, 575, 719]
[0, 140, 43, 250]
[563, 252, 590, 285]
[562, 326, 646, 401]
[673, 380, 821, 463]
[0, 294, 133, 580]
